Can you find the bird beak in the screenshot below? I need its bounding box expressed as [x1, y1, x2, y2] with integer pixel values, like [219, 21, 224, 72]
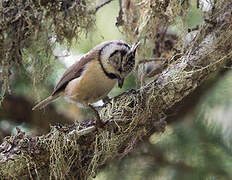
[118, 78, 124, 88]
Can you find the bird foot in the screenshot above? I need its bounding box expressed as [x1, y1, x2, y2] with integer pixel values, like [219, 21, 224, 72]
[94, 119, 109, 129]
[102, 96, 111, 104]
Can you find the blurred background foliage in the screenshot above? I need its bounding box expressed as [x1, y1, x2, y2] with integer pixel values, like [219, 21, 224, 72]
[0, 0, 232, 179]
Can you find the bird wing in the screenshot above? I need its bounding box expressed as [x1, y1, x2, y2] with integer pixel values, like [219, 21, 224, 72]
[52, 40, 125, 95]
[52, 53, 94, 95]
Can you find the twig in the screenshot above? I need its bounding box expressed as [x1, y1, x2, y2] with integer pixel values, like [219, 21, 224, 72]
[95, 0, 113, 13]
[68, 126, 96, 137]
[116, 0, 124, 26]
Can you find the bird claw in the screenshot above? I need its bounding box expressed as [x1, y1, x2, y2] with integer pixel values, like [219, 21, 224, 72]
[129, 88, 137, 94]
[94, 119, 109, 129]
[102, 96, 111, 104]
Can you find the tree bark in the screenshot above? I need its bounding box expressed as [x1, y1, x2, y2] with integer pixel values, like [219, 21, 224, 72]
[0, 2, 232, 179]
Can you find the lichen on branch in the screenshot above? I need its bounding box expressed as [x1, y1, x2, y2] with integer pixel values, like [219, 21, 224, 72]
[0, 0, 96, 100]
[0, 0, 232, 179]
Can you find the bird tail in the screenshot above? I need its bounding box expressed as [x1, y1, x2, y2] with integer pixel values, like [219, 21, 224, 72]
[32, 94, 60, 111]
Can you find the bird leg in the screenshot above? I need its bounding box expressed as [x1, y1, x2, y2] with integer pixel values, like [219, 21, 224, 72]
[88, 103, 106, 128]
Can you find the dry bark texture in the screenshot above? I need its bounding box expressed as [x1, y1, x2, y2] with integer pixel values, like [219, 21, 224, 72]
[0, 1, 232, 179]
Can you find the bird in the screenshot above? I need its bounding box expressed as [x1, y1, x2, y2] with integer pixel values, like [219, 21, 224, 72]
[32, 40, 139, 125]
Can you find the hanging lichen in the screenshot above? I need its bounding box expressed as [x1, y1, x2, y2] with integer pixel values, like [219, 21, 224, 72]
[0, 0, 96, 101]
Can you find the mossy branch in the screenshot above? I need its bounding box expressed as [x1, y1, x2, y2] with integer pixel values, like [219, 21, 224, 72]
[1, 2, 232, 180]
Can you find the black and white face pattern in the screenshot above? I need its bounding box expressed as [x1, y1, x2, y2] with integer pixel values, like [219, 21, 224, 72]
[100, 41, 137, 78]
[108, 48, 129, 77]
[121, 49, 136, 77]
[98, 40, 139, 88]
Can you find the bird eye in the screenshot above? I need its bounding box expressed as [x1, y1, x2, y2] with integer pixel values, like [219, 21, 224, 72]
[125, 55, 135, 65]
[128, 55, 134, 61]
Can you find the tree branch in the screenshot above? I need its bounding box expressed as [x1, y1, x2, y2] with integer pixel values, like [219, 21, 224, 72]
[1, 2, 232, 179]
[0, 95, 73, 139]
[95, 0, 113, 13]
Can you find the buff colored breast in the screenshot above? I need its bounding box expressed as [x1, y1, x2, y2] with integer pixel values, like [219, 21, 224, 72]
[64, 60, 117, 105]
